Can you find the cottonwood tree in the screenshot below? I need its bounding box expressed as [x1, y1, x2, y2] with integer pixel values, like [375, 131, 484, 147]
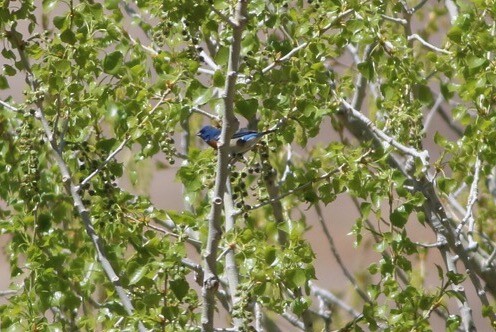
[0, 0, 495, 331]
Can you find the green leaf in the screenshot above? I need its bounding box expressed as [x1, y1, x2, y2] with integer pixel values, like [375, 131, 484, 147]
[390, 205, 410, 228]
[447, 26, 462, 43]
[192, 87, 213, 106]
[235, 98, 258, 119]
[103, 51, 124, 74]
[213, 70, 224, 87]
[170, 278, 189, 301]
[43, 0, 58, 12]
[104, 0, 120, 10]
[129, 266, 148, 285]
[466, 55, 486, 69]
[446, 271, 466, 285]
[96, 138, 117, 153]
[416, 84, 433, 104]
[60, 29, 76, 45]
[264, 247, 276, 265]
[0, 75, 9, 89]
[288, 269, 307, 288]
[357, 61, 374, 80]
[3, 64, 16, 76]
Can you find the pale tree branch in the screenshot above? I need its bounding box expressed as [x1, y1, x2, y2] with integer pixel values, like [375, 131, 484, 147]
[199, 48, 220, 71]
[380, 14, 407, 25]
[407, 34, 452, 54]
[201, 1, 246, 330]
[248, 8, 354, 83]
[254, 302, 264, 332]
[210, 5, 236, 27]
[445, 0, 459, 23]
[456, 156, 481, 250]
[423, 93, 445, 132]
[6, 27, 146, 332]
[224, 182, 243, 329]
[0, 99, 19, 112]
[314, 203, 370, 302]
[309, 282, 361, 318]
[281, 311, 305, 331]
[338, 97, 430, 169]
[443, 251, 475, 331]
[77, 88, 170, 190]
[77, 138, 129, 190]
[191, 106, 221, 122]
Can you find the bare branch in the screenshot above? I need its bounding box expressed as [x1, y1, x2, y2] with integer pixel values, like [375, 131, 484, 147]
[339, 97, 430, 169]
[456, 156, 481, 250]
[198, 67, 216, 75]
[485, 248, 496, 269]
[444, 0, 459, 23]
[201, 1, 247, 330]
[199, 48, 220, 71]
[320, 9, 355, 34]
[210, 5, 236, 27]
[254, 302, 264, 332]
[423, 93, 445, 132]
[281, 311, 305, 330]
[8, 26, 146, 331]
[235, 163, 346, 216]
[0, 289, 19, 296]
[314, 203, 370, 302]
[407, 34, 452, 54]
[309, 282, 361, 318]
[261, 42, 308, 75]
[380, 14, 407, 25]
[412, 0, 430, 13]
[77, 138, 129, 190]
[0, 99, 19, 112]
[191, 106, 221, 122]
[224, 182, 243, 329]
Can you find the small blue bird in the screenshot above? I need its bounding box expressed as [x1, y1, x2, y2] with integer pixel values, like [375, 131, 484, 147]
[197, 125, 274, 155]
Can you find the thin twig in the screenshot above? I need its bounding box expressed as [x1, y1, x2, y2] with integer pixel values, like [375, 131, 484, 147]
[261, 42, 308, 74]
[412, 0, 430, 13]
[234, 164, 346, 216]
[485, 248, 496, 269]
[314, 202, 370, 302]
[77, 138, 129, 190]
[423, 93, 445, 132]
[191, 106, 221, 121]
[339, 97, 430, 169]
[281, 311, 305, 330]
[198, 67, 216, 75]
[320, 9, 355, 35]
[407, 34, 452, 54]
[309, 282, 361, 318]
[380, 14, 407, 25]
[210, 5, 236, 27]
[0, 99, 19, 112]
[0, 289, 19, 296]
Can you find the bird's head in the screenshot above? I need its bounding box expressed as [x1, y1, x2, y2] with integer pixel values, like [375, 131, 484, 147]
[197, 125, 221, 142]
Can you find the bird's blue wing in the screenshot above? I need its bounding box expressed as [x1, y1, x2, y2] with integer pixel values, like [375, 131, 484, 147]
[232, 130, 259, 140]
[234, 132, 262, 142]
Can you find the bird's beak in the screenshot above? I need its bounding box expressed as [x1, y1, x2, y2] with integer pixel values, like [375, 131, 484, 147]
[196, 132, 201, 137]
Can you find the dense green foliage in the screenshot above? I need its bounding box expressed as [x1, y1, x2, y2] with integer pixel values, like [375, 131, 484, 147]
[0, 0, 495, 331]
